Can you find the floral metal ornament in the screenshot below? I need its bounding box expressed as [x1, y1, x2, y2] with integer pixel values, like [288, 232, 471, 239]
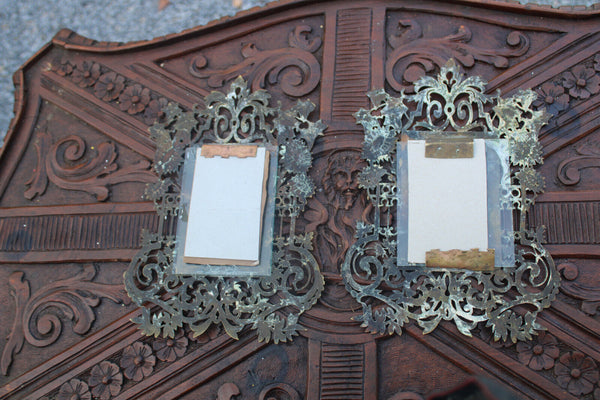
[125, 76, 325, 342]
[343, 59, 559, 342]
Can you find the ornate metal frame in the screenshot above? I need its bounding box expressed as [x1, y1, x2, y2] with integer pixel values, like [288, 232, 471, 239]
[342, 60, 560, 342]
[125, 77, 326, 342]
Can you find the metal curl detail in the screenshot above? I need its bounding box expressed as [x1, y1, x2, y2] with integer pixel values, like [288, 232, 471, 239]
[344, 59, 559, 342]
[125, 77, 325, 342]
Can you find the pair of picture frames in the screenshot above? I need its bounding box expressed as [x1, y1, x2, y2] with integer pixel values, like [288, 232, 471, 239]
[125, 60, 560, 343]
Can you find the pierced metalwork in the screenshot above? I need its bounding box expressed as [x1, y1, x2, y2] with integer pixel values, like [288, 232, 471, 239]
[125, 77, 326, 342]
[343, 60, 559, 342]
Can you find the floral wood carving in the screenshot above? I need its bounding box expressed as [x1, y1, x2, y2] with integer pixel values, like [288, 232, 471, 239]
[120, 342, 155, 382]
[0, 264, 131, 376]
[46, 330, 198, 400]
[50, 59, 170, 126]
[534, 54, 600, 120]
[89, 361, 123, 400]
[344, 60, 559, 342]
[386, 19, 529, 92]
[554, 351, 599, 396]
[125, 77, 326, 342]
[516, 331, 560, 371]
[189, 25, 321, 97]
[482, 323, 600, 397]
[557, 140, 600, 186]
[57, 379, 92, 400]
[533, 82, 571, 116]
[24, 130, 156, 201]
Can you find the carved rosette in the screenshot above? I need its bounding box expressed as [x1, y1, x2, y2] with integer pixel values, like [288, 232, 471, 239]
[50, 59, 171, 126]
[342, 60, 559, 342]
[124, 77, 326, 342]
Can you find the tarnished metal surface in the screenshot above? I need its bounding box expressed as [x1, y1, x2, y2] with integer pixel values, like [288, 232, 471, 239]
[424, 139, 474, 159]
[124, 77, 326, 342]
[343, 60, 559, 342]
[425, 249, 495, 271]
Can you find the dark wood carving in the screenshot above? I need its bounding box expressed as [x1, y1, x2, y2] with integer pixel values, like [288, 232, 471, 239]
[25, 130, 155, 201]
[2, 1, 600, 399]
[0, 264, 130, 376]
[188, 24, 321, 98]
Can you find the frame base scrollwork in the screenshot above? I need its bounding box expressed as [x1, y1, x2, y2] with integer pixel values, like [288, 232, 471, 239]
[342, 60, 560, 342]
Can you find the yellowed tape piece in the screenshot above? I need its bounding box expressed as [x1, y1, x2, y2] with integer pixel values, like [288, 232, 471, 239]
[425, 248, 495, 271]
[200, 144, 258, 158]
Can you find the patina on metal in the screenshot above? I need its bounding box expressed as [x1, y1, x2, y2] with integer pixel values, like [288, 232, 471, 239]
[424, 138, 474, 159]
[124, 76, 326, 342]
[425, 248, 495, 271]
[343, 59, 559, 342]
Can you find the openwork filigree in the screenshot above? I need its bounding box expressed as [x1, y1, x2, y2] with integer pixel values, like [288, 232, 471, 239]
[125, 76, 325, 342]
[343, 60, 559, 342]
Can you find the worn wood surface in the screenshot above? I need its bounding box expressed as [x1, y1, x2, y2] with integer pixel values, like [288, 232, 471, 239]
[0, 0, 599, 399]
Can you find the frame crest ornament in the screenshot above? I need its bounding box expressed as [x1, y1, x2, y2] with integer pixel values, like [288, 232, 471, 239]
[124, 76, 326, 342]
[342, 59, 560, 342]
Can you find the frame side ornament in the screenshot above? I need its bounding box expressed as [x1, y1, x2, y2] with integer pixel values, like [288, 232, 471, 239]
[124, 76, 326, 342]
[342, 59, 559, 342]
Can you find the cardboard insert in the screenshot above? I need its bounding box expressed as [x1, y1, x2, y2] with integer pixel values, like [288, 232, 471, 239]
[183, 144, 270, 266]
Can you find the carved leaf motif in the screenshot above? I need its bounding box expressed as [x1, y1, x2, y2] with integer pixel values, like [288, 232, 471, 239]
[25, 131, 156, 201]
[386, 19, 529, 92]
[189, 25, 321, 97]
[557, 140, 600, 186]
[0, 272, 29, 376]
[0, 265, 131, 376]
[24, 130, 51, 200]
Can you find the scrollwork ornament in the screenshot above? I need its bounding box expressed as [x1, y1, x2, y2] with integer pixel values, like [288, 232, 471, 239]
[343, 59, 559, 342]
[189, 24, 321, 98]
[386, 19, 529, 93]
[125, 76, 325, 342]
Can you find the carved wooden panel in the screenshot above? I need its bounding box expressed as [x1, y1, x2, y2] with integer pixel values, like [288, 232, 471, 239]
[1, 1, 600, 399]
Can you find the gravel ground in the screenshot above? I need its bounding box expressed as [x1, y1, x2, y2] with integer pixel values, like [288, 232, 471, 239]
[0, 0, 272, 145]
[0, 0, 593, 145]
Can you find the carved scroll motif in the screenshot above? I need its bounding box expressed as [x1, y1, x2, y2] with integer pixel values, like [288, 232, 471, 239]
[386, 20, 529, 92]
[189, 25, 321, 97]
[557, 140, 600, 186]
[25, 131, 156, 201]
[1, 265, 131, 376]
[258, 383, 301, 400]
[558, 262, 600, 316]
[215, 382, 301, 400]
